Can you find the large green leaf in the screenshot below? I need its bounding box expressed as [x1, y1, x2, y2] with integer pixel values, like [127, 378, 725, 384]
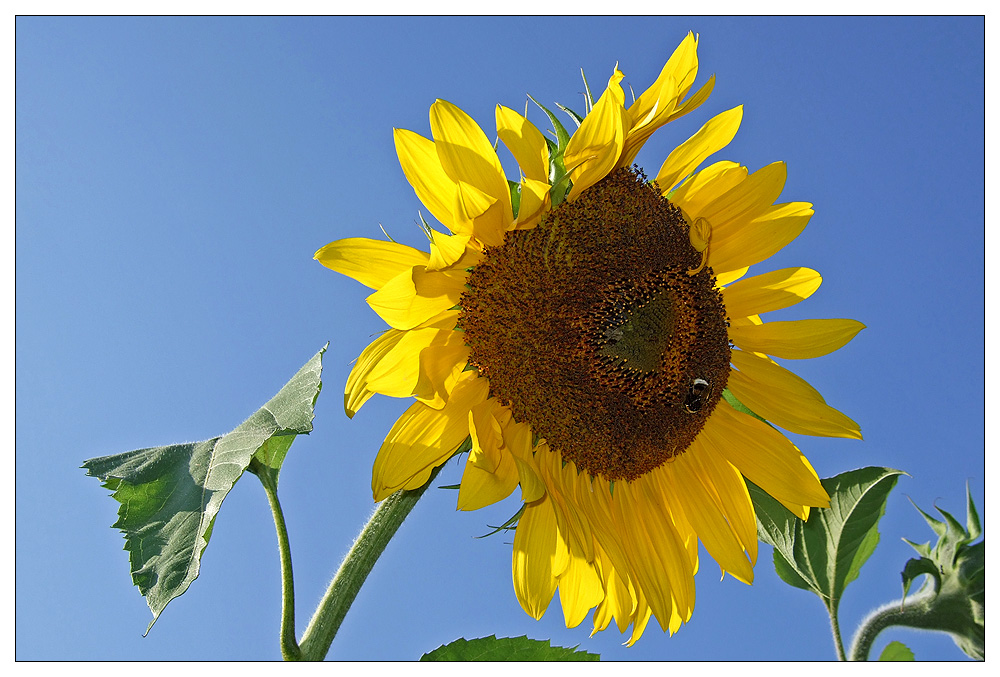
[82, 346, 326, 632]
[749, 467, 905, 613]
[421, 636, 599, 661]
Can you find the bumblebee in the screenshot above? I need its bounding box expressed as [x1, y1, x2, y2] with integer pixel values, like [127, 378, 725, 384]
[683, 378, 711, 413]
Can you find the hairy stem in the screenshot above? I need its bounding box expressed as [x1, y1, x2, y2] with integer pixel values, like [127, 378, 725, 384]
[828, 601, 847, 661]
[254, 463, 301, 661]
[297, 465, 442, 661]
[849, 593, 936, 661]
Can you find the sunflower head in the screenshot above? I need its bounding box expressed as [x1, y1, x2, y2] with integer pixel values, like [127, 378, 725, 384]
[316, 31, 864, 644]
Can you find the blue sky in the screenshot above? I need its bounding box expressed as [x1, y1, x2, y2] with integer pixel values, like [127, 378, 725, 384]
[16, 16, 984, 661]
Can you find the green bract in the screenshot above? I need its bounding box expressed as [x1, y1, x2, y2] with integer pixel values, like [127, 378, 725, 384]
[900, 487, 984, 660]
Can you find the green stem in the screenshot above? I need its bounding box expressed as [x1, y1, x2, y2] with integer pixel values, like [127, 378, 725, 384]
[849, 593, 936, 661]
[297, 465, 442, 661]
[254, 463, 301, 661]
[828, 601, 847, 661]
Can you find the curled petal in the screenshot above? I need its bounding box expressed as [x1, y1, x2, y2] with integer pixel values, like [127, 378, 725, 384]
[365, 327, 445, 398]
[514, 177, 551, 230]
[496, 104, 550, 182]
[563, 68, 627, 201]
[372, 373, 488, 500]
[366, 266, 466, 330]
[453, 180, 507, 247]
[344, 329, 404, 418]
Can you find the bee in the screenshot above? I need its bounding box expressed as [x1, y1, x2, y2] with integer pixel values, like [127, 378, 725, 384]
[684, 378, 711, 413]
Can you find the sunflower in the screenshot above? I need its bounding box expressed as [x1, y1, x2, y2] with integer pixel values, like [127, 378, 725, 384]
[315, 33, 864, 644]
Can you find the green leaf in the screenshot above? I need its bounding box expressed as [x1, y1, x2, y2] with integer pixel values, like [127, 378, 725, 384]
[82, 346, 326, 633]
[878, 641, 915, 661]
[528, 95, 570, 153]
[554, 102, 583, 128]
[750, 467, 905, 613]
[420, 635, 599, 661]
[508, 179, 521, 219]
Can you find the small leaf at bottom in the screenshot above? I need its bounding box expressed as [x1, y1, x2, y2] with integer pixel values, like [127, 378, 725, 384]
[421, 635, 599, 661]
[879, 641, 915, 661]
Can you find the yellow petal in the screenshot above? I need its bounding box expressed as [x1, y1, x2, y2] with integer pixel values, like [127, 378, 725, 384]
[729, 350, 862, 439]
[656, 459, 754, 584]
[393, 128, 455, 230]
[700, 403, 830, 510]
[563, 68, 626, 201]
[666, 74, 715, 124]
[314, 238, 430, 290]
[669, 160, 747, 213]
[722, 267, 822, 318]
[656, 106, 743, 195]
[456, 445, 520, 511]
[536, 449, 595, 564]
[514, 177, 551, 230]
[467, 398, 509, 473]
[344, 329, 404, 418]
[512, 495, 569, 619]
[453, 179, 506, 247]
[701, 161, 788, 237]
[714, 266, 749, 287]
[618, 33, 713, 169]
[617, 74, 676, 169]
[366, 266, 466, 330]
[707, 201, 813, 273]
[685, 437, 758, 564]
[412, 331, 470, 410]
[557, 553, 605, 628]
[426, 230, 472, 271]
[496, 104, 550, 182]
[629, 32, 699, 128]
[430, 99, 512, 224]
[365, 327, 443, 398]
[729, 318, 865, 359]
[505, 418, 545, 503]
[371, 373, 488, 500]
[624, 596, 653, 645]
[591, 550, 635, 635]
[616, 479, 694, 627]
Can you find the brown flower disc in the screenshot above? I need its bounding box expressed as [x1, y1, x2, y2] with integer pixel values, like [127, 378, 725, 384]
[460, 168, 731, 482]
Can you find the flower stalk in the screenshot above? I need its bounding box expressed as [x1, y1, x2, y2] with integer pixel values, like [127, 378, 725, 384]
[296, 465, 443, 661]
[252, 459, 302, 661]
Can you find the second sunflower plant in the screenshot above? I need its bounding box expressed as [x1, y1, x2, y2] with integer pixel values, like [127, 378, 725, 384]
[317, 32, 864, 643]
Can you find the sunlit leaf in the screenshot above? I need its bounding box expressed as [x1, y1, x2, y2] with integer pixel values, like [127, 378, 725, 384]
[420, 635, 599, 661]
[878, 641, 915, 661]
[82, 346, 326, 633]
[750, 467, 905, 614]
